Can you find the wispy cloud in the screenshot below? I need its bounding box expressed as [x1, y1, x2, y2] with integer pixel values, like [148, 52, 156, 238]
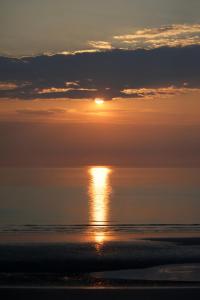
[88, 41, 113, 50]
[113, 24, 200, 49]
[16, 108, 66, 115]
[121, 86, 200, 99]
[0, 82, 18, 90]
[59, 49, 101, 55]
[37, 87, 98, 95]
[38, 88, 72, 94]
[65, 81, 80, 87]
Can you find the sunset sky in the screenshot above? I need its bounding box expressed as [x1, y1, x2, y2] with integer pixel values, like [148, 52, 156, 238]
[0, 0, 200, 167]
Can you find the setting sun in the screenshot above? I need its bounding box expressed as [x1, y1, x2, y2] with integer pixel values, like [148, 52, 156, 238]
[94, 98, 104, 105]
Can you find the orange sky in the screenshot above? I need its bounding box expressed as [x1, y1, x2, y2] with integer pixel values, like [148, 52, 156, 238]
[0, 92, 200, 167]
[0, 91, 200, 125]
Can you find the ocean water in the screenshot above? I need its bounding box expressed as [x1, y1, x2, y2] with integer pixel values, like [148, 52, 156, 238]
[0, 167, 200, 285]
[1, 167, 200, 225]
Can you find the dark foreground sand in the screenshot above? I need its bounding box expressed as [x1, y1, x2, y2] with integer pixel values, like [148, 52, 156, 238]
[0, 287, 200, 300]
[1, 237, 200, 298]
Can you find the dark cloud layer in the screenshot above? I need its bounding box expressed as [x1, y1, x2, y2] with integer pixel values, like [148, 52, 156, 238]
[0, 46, 200, 100]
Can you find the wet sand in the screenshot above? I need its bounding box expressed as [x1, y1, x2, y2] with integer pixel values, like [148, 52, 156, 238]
[1, 234, 200, 296]
[1, 237, 200, 274]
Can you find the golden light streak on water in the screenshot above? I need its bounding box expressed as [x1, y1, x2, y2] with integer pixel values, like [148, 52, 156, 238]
[88, 167, 112, 249]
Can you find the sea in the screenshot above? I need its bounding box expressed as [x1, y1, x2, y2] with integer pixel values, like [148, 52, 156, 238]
[0, 167, 200, 287]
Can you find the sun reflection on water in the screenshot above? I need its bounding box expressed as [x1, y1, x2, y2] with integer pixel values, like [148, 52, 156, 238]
[88, 167, 112, 249]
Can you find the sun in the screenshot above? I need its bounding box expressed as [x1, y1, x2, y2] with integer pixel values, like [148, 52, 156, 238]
[94, 98, 104, 105]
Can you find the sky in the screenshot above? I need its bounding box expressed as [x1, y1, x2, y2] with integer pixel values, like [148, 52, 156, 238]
[1, 0, 200, 56]
[0, 0, 200, 167]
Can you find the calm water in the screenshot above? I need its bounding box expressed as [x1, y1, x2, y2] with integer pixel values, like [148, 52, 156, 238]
[0, 167, 200, 240]
[0, 167, 200, 224]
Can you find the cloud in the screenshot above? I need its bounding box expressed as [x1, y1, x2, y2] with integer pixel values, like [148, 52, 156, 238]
[37, 87, 98, 95]
[1, 45, 200, 100]
[45, 24, 200, 55]
[38, 87, 72, 94]
[113, 24, 200, 49]
[65, 81, 80, 87]
[0, 82, 18, 90]
[16, 108, 66, 115]
[59, 49, 101, 55]
[88, 41, 113, 50]
[121, 86, 200, 99]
